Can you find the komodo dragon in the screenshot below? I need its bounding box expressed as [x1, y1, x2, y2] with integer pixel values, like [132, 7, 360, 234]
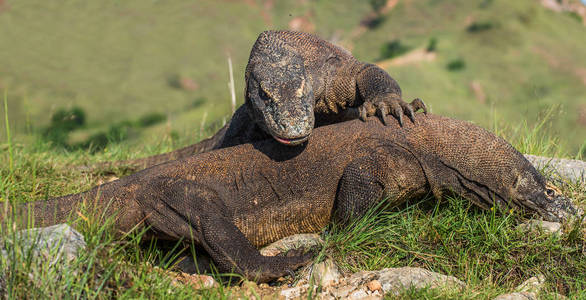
[90, 30, 426, 171]
[8, 114, 579, 282]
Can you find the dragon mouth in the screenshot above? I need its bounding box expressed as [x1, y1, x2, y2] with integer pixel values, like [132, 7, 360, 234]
[272, 134, 310, 145]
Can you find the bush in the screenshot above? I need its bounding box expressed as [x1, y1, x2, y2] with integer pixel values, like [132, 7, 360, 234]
[369, 0, 386, 13]
[49, 107, 86, 132]
[479, 0, 493, 8]
[446, 59, 466, 71]
[466, 21, 494, 33]
[43, 109, 165, 151]
[136, 113, 166, 128]
[43, 107, 87, 147]
[426, 37, 438, 52]
[379, 40, 410, 60]
[361, 14, 386, 29]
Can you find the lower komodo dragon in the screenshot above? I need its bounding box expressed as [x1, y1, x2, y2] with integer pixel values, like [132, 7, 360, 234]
[89, 30, 426, 172]
[6, 114, 579, 282]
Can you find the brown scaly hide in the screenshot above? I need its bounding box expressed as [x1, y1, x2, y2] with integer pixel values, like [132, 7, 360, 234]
[86, 30, 425, 172]
[11, 114, 579, 282]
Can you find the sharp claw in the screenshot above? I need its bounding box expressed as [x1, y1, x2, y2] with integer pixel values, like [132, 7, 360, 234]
[400, 101, 416, 124]
[411, 98, 428, 114]
[377, 104, 389, 126]
[359, 106, 367, 121]
[406, 106, 416, 124]
[389, 102, 403, 127]
[286, 269, 296, 287]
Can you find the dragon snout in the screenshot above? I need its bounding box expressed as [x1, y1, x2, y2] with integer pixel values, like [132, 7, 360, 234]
[268, 105, 315, 146]
[540, 195, 582, 223]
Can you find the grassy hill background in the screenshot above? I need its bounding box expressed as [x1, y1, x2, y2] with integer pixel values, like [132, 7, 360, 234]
[0, 0, 585, 157]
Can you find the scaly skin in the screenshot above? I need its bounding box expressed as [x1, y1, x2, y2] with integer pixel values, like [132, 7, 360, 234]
[87, 30, 426, 172]
[8, 114, 579, 282]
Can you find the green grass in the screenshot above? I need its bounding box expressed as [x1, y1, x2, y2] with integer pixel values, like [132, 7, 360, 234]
[1, 90, 585, 298]
[0, 0, 584, 155]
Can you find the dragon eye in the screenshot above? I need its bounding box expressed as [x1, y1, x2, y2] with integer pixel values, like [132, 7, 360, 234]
[258, 88, 270, 102]
[546, 188, 555, 197]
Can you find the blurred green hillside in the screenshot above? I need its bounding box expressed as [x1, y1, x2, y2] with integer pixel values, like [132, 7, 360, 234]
[0, 0, 585, 156]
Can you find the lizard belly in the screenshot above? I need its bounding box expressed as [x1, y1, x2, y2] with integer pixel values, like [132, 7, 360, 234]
[231, 182, 336, 248]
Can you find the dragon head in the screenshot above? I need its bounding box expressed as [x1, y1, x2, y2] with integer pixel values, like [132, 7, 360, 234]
[509, 168, 582, 222]
[244, 34, 315, 146]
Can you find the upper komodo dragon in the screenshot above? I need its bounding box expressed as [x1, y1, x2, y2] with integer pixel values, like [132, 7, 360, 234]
[89, 30, 426, 172]
[7, 114, 579, 282]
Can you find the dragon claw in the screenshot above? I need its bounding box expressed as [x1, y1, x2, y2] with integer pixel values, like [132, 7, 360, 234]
[376, 102, 390, 126]
[359, 106, 368, 121]
[410, 98, 427, 114]
[357, 96, 427, 126]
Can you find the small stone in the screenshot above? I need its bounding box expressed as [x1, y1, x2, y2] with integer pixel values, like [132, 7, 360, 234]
[515, 275, 545, 294]
[330, 284, 357, 298]
[517, 220, 562, 235]
[242, 280, 258, 290]
[259, 283, 269, 288]
[279, 284, 308, 300]
[543, 292, 568, 300]
[312, 259, 341, 287]
[349, 289, 369, 299]
[493, 291, 537, 300]
[260, 233, 323, 256]
[96, 175, 119, 185]
[366, 279, 382, 292]
[377, 267, 465, 294]
[2, 224, 87, 265]
[174, 273, 217, 289]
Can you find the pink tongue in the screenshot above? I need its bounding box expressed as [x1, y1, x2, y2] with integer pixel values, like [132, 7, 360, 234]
[274, 136, 292, 144]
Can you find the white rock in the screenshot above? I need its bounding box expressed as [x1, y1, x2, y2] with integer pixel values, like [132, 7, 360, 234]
[330, 284, 357, 298]
[349, 288, 369, 299]
[493, 291, 537, 300]
[517, 220, 562, 235]
[279, 284, 308, 300]
[376, 267, 464, 294]
[515, 275, 545, 294]
[0, 224, 86, 295]
[1, 224, 86, 265]
[260, 233, 323, 257]
[312, 259, 341, 287]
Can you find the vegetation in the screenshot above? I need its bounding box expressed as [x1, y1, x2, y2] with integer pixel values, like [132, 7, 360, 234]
[0, 0, 584, 155]
[379, 39, 411, 60]
[1, 93, 585, 298]
[447, 58, 467, 71]
[466, 21, 496, 33]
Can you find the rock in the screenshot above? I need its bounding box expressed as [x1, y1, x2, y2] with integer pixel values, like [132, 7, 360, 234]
[517, 220, 562, 235]
[312, 259, 341, 287]
[524, 154, 586, 184]
[348, 289, 369, 299]
[260, 233, 324, 257]
[515, 275, 545, 294]
[493, 275, 547, 300]
[279, 284, 308, 300]
[493, 292, 537, 300]
[0, 224, 86, 295]
[330, 284, 357, 298]
[96, 175, 119, 186]
[366, 279, 382, 292]
[171, 272, 217, 289]
[376, 267, 464, 294]
[543, 292, 568, 299]
[326, 267, 463, 298]
[1, 224, 86, 265]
